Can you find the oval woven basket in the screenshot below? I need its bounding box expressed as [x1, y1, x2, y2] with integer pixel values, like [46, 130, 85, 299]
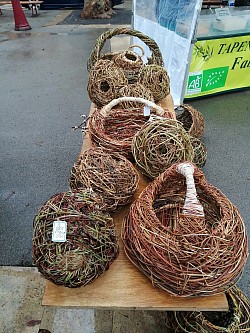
[87, 27, 163, 72]
[122, 162, 248, 297]
[138, 64, 170, 102]
[32, 189, 119, 288]
[175, 104, 205, 139]
[132, 118, 194, 179]
[166, 285, 250, 332]
[88, 96, 174, 160]
[69, 147, 140, 212]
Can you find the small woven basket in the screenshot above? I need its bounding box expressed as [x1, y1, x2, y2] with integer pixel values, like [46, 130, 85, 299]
[87, 59, 128, 107]
[32, 189, 119, 288]
[138, 64, 170, 102]
[166, 285, 250, 332]
[122, 162, 248, 297]
[89, 96, 174, 160]
[87, 27, 164, 106]
[114, 45, 145, 83]
[69, 147, 140, 212]
[190, 135, 207, 168]
[132, 118, 194, 179]
[175, 104, 205, 139]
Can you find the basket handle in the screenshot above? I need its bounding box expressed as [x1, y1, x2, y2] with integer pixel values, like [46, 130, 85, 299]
[87, 27, 163, 71]
[100, 97, 166, 117]
[176, 163, 204, 217]
[127, 44, 145, 57]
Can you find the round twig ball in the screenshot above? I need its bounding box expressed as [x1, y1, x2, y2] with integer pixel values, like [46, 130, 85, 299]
[138, 64, 170, 102]
[87, 59, 128, 107]
[166, 286, 250, 332]
[69, 148, 140, 212]
[122, 163, 248, 297]
[175, 104, 205, 139]
[32, 189, 119, 288]
[118, 83, 154, 109]
[190, 136, 207, 168]
[132, 119, 194, 179]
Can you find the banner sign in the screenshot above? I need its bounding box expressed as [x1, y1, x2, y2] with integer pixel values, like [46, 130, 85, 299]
[185, 35, 250, 98]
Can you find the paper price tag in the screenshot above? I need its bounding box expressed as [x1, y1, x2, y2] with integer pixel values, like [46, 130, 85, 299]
[143, 106, 151, 117]
[52, 220, 67, 242]
[215, 8, 231, 20]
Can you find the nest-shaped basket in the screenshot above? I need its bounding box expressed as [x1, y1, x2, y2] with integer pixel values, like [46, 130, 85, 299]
[87, 27, 164, 106]
[87, 59, 128, 107]
[88, 96, 174, 160]
[32, 189, 119, 288]
[175, 104, 205, 139]
[69, 147, 139, 212]
[113, 45, 145, 83]
[132, 118, 194, 179]
[122, 162, 248, 297]
[138, 64, 170, 102]
[166, 285, 250, 332]
[190, 135, 207, 168]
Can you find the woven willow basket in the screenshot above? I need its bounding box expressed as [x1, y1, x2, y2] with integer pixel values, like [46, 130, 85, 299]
[32, 189, 119, 288]
[132, 118, 194, 179]
[166, 285, 250, 332]
[122, 162, 248, 297]
[175, 104, 205, 139]
[190, 135, 207, 168]
[88, 96, 174, 160]
[87, 27, 164, 106]
[69, 147, 139, 212]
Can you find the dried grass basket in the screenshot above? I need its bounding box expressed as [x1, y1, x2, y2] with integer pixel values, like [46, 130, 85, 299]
[88, 96, 174, 160]
[166, 285, 250, 332]
[69, 147, 139, 212]
[132, 118, 194, 179]
[190, 135, 207, 168]
[87, 27, 164, 106]
[175, 104, 205, 139]
[122, 162, 248, 297]
[32, 189, 119, 288]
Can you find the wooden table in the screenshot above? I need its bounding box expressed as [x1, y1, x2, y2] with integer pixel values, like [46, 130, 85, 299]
[42, 97, 228, 311]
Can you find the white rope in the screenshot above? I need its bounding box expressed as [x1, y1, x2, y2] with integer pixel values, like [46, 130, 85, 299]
[176, 162, 204, 217]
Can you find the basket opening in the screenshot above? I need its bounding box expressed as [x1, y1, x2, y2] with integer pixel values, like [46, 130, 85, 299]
[176, 108, 192, 131]
[202, 293, 235, 328]
[100, 81, 110, 92]
[125, 52, 137, 62]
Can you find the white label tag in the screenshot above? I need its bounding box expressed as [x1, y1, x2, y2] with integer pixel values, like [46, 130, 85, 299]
[143, 106, 151, 117]
[215, 8, 231, 20]
[148, 115, 165, 122]
[52, 221, 67, 242]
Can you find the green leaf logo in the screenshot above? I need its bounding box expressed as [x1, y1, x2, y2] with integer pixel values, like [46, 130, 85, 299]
[202, 66, 229, 92]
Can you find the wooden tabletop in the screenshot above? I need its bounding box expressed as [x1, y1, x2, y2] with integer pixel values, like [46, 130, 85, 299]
[42, 96, 228, 311]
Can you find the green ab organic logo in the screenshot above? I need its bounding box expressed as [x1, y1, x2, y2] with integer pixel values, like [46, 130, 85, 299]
[187, 66, 229, 95]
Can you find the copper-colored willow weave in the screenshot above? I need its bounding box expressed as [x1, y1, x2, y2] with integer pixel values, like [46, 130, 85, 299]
[175, 104, 205, 139]
[166, 285, 250, 332]
[89, 97, 174, 160]
[69, 147, 139, 212]
[32, 189, 119, 287]
[122, 162, 248, 297]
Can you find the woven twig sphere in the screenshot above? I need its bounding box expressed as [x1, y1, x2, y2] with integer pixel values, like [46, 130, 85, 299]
[69, 147, 139, 212]
[114, 46, 144, 83]
[138, 64, 170, 102]
[89, 97, 174, 160]
[132, 118, 194, 179]
[32, 189, 119, 288]
[166, 286, 250, 332]
[190, 136, 207, 168]
[175, 104, 205, 139]
[122, 162, 248, 297]
[118, 83, 154, 109]
[87, 59, 128, 107]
